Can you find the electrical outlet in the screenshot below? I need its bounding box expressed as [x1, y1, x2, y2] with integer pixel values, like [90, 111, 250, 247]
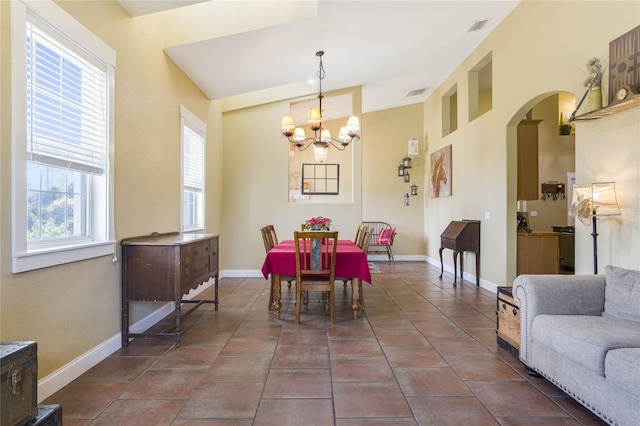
[484, 211, 491, 219]
[530, 211, 538, 217]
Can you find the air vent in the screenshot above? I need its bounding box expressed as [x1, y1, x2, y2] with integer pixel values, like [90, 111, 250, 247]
[406, 88, 426, 97]
[468, 19, 489, 32]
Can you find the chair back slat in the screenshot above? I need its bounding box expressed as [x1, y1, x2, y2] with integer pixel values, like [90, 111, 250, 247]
[294, 231, 338, 279]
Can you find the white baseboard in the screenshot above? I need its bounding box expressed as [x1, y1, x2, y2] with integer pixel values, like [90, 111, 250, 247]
[37, 277, 217, 402]
[426, 256, 498, 293]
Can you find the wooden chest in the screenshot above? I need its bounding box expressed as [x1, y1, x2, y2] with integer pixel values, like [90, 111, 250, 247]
[31, 404, 63, 426]
[496, 287, 520, 357]
[1, 341, 38, 426]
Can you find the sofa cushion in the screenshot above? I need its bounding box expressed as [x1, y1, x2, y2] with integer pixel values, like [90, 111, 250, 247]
[532, 314, 640, 376]
[604, 265, 640, 321]
[605, 348, 640, 400]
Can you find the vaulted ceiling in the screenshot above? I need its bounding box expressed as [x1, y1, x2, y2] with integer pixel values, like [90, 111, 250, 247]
[117, 0, 520, 113]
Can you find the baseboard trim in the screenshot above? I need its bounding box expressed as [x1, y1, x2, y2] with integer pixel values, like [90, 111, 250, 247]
[426, 256, 498, 293]
[37, 276, 217, 402]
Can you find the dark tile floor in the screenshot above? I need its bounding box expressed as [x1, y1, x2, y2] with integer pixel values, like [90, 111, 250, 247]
[45, 262, 606, 425]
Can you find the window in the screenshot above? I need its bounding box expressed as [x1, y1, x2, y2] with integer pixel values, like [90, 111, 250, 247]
[12, 0, 116, 273]
[180, 106, 206, 232]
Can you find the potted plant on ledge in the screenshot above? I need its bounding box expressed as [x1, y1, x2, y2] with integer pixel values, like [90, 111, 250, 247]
[584, 57, 605, 111]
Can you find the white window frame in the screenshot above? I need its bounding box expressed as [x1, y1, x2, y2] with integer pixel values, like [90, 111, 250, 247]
[11, 0, 116, 273]
[180, 105, 206, 233]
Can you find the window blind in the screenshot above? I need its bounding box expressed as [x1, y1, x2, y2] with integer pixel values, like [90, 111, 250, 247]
[26, 18, 108, 175]
[183, 122, 204, 192]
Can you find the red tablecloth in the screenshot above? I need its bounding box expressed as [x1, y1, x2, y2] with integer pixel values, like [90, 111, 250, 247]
[261, 239, 372, 284]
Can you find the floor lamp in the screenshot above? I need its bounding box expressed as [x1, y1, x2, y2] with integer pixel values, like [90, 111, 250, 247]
[570, 182, 621, 274]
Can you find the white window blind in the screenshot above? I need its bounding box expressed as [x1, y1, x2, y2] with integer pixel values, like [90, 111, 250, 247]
[26, 17, 108, 175]
[183, 121, 204, 193]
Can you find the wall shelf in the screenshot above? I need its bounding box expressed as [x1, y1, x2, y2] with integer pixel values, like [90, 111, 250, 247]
[573, 94, 640, 121]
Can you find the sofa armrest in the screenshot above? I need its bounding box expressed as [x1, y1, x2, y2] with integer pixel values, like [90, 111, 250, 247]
[513, 274, 606, 365]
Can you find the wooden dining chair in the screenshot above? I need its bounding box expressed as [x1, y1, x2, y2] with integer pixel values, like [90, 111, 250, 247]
[293, 230, 339, 324]
[353, 224, 365, 245]
[261, 226, 293, 311]
[343, 226, 370, 287]
[341, 226, 372, 310]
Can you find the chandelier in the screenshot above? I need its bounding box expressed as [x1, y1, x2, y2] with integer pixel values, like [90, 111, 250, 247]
[280, 51, 360, 162]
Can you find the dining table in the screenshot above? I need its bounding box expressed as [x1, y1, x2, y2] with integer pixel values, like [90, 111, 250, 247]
[261, 239, 372, 320]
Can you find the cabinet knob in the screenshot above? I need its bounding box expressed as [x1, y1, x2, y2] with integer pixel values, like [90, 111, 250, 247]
[502, 303, 506, 310]
[512, 308, 518, 316]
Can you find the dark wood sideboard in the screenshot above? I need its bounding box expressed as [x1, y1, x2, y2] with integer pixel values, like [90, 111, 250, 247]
[121, 232, 219, 347]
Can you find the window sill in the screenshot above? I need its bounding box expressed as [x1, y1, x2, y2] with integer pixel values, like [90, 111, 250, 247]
[12, 241, 116, 273]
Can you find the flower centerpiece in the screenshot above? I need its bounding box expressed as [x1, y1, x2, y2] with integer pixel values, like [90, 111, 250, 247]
[304, 216, 332, 231]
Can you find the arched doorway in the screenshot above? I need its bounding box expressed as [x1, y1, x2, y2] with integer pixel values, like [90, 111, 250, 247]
[506, 91, 576, 283]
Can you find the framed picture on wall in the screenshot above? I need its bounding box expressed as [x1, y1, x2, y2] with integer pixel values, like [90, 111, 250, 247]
[430, 144, 452, 198]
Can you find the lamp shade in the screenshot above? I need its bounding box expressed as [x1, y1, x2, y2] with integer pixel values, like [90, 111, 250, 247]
[281, 115, 295, 131]
[570, 182, 620, 225]
[293, 127, 306, 142]
[307, 108, 322, 124]
[346, 116, 360, 132]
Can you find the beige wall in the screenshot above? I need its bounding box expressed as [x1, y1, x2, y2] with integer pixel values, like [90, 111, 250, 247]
[0, 0, 221, 381]
[422, 0, 639, 286]
[221, 86, 365, 271]
[362, 104, 425, 257]
[574, 108, 640, 274]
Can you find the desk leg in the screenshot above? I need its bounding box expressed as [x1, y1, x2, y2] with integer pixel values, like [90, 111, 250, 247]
[438, 247, 445, 278]
[272, 274, 282, 319]
[351, 278, 361, 319]
[452, 251, 459, 286]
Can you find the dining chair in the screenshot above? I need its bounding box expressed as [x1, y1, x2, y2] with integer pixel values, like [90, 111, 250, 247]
[353, 224, 365, 245]
[293, 230, 339, 324]
[261, 226, 293, 311]
[343, 226, 370, 287]
[341, 226, 372, 310]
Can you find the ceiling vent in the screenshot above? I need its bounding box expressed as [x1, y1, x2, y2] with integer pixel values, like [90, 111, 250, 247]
[468, 19, 489, 32]
[406, 88, 426, 97]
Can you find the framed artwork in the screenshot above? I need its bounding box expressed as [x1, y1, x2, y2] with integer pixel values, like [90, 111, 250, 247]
[430, 144, 452, 198]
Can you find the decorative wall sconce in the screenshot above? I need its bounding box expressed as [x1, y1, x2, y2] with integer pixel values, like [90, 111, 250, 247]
[404, 193, 410, 206]
[402, 156, 412, 169]
[398, 164, 406, 176]
[404, 172, 411, 183]
[410, 183, 419, 196]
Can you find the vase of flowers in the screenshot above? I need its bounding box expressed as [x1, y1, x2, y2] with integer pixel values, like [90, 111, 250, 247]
[304, 216, 332, 231]
[583, 57, 604, 111]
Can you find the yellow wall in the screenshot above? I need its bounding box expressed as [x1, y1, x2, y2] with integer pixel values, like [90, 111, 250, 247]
[362, 104, 425, 256]
[0, 0, 222, 382]
[422, 0, 639, 286]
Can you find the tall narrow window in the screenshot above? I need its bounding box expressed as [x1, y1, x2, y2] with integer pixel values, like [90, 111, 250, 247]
[180, 106, 206, 232]
[12, 0, 116, 273]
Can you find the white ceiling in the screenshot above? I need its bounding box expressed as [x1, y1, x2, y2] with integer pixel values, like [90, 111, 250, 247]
[117, 0, 520, 113]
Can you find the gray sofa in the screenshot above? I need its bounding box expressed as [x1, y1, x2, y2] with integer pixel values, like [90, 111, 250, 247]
[513, 265, 640, 426]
